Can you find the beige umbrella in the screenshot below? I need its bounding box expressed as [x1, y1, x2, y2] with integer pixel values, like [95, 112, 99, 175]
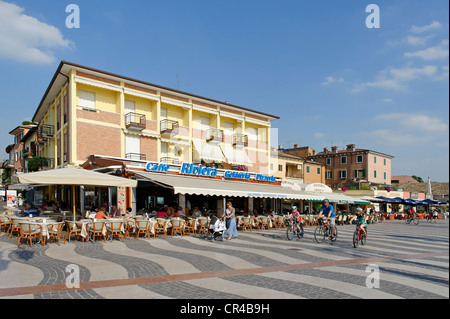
[12, 166, 137, 219]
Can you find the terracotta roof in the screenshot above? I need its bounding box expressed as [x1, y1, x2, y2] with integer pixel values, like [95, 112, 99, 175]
[398, 182, 449, 195]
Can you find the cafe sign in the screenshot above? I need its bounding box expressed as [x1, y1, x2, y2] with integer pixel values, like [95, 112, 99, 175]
[145, 161, 276, 182]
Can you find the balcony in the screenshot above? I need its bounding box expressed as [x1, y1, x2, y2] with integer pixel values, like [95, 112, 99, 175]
[126, 153, 146, 161]
[125, 113, 146, 131]
[206, 128, 223, 144]
[36, 124, 54, 144]
[160, 119, 179, 136]
[160, 157, 180, 164]
[39, 157, 55, 169]
[233, 133, 248, 147]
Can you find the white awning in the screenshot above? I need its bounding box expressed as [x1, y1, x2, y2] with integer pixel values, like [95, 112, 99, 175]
[192, 140, 226, 163]
[221, 144, 253, 166]
[134, 171, 325, 201]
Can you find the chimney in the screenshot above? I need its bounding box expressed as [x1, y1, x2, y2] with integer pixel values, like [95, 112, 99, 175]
[346, 144, 356, 152]
[331, 146, 338, 154]
[294, 144, 298, 148]
[323, 147, 329, 154]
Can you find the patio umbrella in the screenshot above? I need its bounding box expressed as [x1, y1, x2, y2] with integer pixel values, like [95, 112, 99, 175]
[11, 166, 137, 219]
[403, 198, 418, 205]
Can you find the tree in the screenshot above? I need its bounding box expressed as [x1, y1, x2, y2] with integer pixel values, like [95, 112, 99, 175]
[27, 157, 48, 172]
[412, 175, 424, 183]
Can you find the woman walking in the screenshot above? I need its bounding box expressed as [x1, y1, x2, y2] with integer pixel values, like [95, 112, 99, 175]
[223, 202, 238, 240]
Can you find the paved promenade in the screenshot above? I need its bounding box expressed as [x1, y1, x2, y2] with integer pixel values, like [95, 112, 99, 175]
[0, 218, 448, 302]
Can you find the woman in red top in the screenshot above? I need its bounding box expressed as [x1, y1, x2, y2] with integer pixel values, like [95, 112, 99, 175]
[95, 207, 109, 219]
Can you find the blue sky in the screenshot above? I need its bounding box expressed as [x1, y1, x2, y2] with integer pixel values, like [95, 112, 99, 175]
[0, 0, 448, 182]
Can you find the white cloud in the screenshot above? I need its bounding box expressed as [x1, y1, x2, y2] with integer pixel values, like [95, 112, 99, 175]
[314, 132, 325, 138]
[410, 21, 442, 33]
[404, 40, 449, 60]
[352, 65, 440, 92]
[381, 98, 394, 103]
[0, 1, 72, 64]
[405, 35, 430, 46]
[322, 76, 344, 86]
[377, 113, 448, 133]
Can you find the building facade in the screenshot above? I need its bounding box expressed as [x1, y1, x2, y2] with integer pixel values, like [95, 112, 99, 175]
[283, 144, 394, 188]
[6, 124, 36, 174]
[31, 61, 279, 175]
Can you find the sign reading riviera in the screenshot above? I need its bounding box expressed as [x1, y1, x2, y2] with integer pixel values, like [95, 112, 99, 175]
[145, 162, 276, 182]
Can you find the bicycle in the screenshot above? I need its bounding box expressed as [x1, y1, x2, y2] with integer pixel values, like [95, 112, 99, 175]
[353, 222, 367, 248]
[405, 213, 419, 225]
[314, 218, 337, 243]
[286, 218, 303, 240]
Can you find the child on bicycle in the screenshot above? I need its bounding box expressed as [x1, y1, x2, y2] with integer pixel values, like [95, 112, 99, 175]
[349, 207, 367, 236]
[288, 206, 302, 232]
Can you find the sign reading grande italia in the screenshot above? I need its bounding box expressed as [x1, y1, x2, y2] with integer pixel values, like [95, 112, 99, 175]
[145, 162, 276, 182]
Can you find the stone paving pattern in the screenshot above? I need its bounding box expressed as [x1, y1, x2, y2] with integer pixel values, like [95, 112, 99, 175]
[0, 219, 448, 299]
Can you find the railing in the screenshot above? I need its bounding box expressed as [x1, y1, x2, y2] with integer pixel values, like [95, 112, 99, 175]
[125, 113, 146, 130]
[233, 133, 248, 147]
[160, 119, 179, 135]
[126, 153, 146, 161]
[39, 157, 55, 169]
[206, 128, 223, 143]
[160, 157, 180, 164]
[38, 124, 54, 138]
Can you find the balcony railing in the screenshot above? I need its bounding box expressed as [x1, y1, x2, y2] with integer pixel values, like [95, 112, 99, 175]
[233, 133, 248, 147]
[160, 119, 179, 135]
[125, 112, 146, 131]
[206, 128, 223, 143]
[126, 153, 146, 161]
[38, 124, 54, 138]
[39, 157, 55, 169]
[160, 157, 180, 164]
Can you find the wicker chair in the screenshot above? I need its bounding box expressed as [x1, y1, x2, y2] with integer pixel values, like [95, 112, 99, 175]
[135, 220, 150, 239]
[107, 221, 124, 242]
[260, 216, 271, 230]
[47, 222, 66, 245]
[9, 218, 21, 238]
[0, 216, 11, 233]
[88, 222, 106, 243]
[184, 218, 196, 235]
[17, 222, 43, 247]
[241, 217, 253, 231]
[154, 219, 167, 238]
[170, 218, 185, 237]
[65, 220, 83, 243]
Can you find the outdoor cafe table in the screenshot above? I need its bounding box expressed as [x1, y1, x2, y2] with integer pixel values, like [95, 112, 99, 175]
[20, 218, 58, 241]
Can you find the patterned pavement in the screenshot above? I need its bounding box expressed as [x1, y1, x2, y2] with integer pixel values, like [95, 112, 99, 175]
[0, 219, 448, 301]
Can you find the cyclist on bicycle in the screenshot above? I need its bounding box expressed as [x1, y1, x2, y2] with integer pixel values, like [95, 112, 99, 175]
[318, 199, 335, 239]
[406, 207, 415, 219]
[349, 207, 367, 236]
[288, 206, 302, 233]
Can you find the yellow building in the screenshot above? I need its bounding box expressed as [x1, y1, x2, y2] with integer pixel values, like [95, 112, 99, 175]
[32, 61, 279, 174]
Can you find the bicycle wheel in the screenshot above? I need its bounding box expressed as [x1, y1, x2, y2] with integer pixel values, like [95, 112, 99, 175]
[286, 225, 295, 240]
[361, 232, 367, 245]
[297, 225, 304, 239]
[405, 218, 411, 224]
[314, 226, 325, 243]
[353, 231, 359, 248]
[413, 217, 419, 225]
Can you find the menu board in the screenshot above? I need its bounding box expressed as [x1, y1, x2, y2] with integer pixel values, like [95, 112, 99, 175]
[117, 187, 126, 215]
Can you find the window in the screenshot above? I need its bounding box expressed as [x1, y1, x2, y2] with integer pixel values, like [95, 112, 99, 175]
[224, 122, 234, 136]
[278, 164, 283, 172]
[326, 158, 331, 165]
[374, 156, 377, 164]
[357, 155, 363, 163]
[317, 167, 321, 174]
[341, 156, 347, 164]
[326, 171, 332, 179]
[306, 166, 310, 173]
[339, 170, 347, 179]
[384, 172, 387, 180]
[355, 169, 365, 178]
[383, 158, 387, 166]
[374, 170, 377, 178]
[125, 134, 141, 155]
[247, 127, 257, 141]
[78, 89, 95, 110]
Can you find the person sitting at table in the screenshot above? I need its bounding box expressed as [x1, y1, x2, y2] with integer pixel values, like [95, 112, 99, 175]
[123, 207, 133, 219]
[95, 207, 109, 219]
[21, 203, 39, 217]
[166, 207, 175, 218]
[157, 207, 167, 218]
[192, 206, 202, 218]
[110, 205, 120, 218]
[176, 206, 186, 218]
